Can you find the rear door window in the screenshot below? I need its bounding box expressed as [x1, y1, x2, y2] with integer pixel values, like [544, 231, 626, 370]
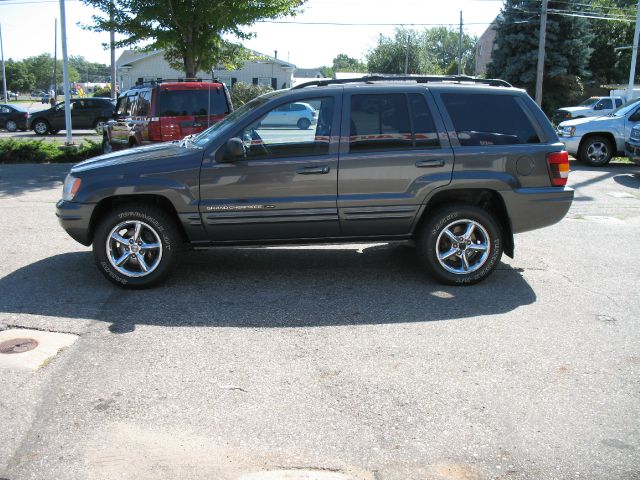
[440, 93, 540, 146]
[157, 88, 229, 117]
[349, 94, 412, 152]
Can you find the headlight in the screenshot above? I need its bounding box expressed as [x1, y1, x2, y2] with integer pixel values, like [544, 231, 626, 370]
[559, 126, 576, 137]
[62, 174, 82, 201]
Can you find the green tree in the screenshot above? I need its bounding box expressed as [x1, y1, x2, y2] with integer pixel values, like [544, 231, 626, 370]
[367, 27, 476, 75]
[332, 54, 367, 73]
[21, 54, 79, 90]
[82, 0, 306, 78]
[230, 82, 273, 107]
[487, 0, 593, 113]
[4, 60, 36, 92]
[69, 56, 110, 83]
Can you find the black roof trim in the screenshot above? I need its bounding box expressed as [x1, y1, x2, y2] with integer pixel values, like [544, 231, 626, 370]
[291, 75, 513, 89]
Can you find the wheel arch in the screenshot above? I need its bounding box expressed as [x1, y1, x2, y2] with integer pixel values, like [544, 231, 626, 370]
[413, 188, 514, 258]
[88, 194, 188, 245]
[578, 132, 618, 155]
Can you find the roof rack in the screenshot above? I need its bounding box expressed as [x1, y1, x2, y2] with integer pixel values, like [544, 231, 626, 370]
[132, 77, 221, 88]
[291, 75, 513, 89]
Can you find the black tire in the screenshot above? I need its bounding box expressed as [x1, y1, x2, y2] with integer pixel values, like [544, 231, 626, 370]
[297, 118, 311, 130]
[5, 120, 17, 132]
[33, 119, 50, 135]
[578, 135, 613, 166]
[92, 204, 183, 289]
[94, 118, 107, 134]
[416, 204, 503, 286]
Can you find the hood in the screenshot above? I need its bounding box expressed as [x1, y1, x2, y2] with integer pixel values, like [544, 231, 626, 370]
[558, 106, 590, 113]
[71, 142, 199, 173]
[558, 115, 616, 128]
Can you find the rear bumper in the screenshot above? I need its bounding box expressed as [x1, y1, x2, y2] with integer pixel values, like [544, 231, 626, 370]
[499, 187, 574, 234]
[56, 200, 96, 246]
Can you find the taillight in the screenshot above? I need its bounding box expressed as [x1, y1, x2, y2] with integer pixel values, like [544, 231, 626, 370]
[547, 151, 569, 186]
[311, 110, 317, 118]
[148, 119, 162, 141]
[23, 113, 29, 119]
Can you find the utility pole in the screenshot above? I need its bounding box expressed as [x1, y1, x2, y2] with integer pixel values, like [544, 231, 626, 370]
[110, 0, 116, 100]
[53, 18, 57, 103]
[627, 0, 640, 102]
[404, 33, 409, 74]
[535, 0, 549, 106]
[0, 24, 7, 104]
[458, 11, 463, 75]
[59, 0, 73, 145]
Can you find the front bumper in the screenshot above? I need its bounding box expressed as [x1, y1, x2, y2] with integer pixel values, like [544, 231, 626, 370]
[557, 135, 580, 156]
[624, 141, 640, 166]
[499, 186, 574, 234]
[56, 200, 96, 246]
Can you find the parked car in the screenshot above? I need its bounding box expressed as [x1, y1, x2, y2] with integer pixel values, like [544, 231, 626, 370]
[554, 96, 624, 123]
[259, 101, 317, 129]
[0, 104, 29, 131]
[557, 99, 640, 166]
[102, 80, 232, 154]
[57, 75, 573, 289]
[29, 98, 115, 135]
[624, 124, 640, 165]
[5, 91, 19, 101]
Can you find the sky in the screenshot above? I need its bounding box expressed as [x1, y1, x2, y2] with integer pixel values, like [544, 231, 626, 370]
[0, 0, 504, 68]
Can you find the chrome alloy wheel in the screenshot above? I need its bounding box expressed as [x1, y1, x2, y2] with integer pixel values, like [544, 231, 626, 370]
[436, 219, 490, 275]
[586, 141, 609, 164]
[106, 220, 162, 278]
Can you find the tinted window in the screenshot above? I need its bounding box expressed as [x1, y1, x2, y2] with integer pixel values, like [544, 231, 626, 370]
[441, 93, 540, 146]
[115, 94, 136, 116]
[615, 99, 623, 107]
[157, 88, 229, 117]
[291, 103, 307, 111]
[237, 97, 333, 159]
[598, 99, 613, 109]
[132, 90, 151, 116]
[409, 94, 439, 148]
[350, 94, 412, 152]
[0, 106, 10, 113]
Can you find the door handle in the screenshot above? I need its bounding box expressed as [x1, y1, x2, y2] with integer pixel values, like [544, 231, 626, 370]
[415, 159, 445, 168]
[296, 166, 330, 175]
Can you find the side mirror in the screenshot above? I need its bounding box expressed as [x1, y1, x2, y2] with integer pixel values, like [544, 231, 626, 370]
[216, 137, 245, 163]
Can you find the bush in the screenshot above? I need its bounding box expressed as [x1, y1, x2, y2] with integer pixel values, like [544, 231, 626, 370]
[230, 82, 273, 107]
[0, 139, 102, 163]
[92, 86, 112, 98]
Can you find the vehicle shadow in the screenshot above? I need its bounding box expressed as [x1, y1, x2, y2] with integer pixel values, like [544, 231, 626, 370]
[0, 244, 537, 332]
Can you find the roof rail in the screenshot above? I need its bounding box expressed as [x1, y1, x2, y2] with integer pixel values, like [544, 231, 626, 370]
[291, 75, 513, 89]
[132, 77, 221, 88]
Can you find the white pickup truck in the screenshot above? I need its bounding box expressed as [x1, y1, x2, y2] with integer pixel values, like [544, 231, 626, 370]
[554, 96, 623, 123]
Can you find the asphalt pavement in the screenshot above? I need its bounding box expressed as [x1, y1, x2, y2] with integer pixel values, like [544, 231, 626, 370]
[0, 160, 638, 480]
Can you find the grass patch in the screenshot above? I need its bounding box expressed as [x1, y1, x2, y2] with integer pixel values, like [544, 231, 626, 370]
[0, 138, 102, 164]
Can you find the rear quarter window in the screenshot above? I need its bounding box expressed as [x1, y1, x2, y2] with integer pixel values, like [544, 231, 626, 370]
[440, 93, 540, 146]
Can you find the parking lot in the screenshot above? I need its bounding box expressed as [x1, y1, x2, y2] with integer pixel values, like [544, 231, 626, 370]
[0, 160, 638, 479]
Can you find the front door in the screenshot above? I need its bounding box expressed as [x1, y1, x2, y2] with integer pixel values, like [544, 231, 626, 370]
[199, 94, 341, 241]
[338, 89, 455, 236]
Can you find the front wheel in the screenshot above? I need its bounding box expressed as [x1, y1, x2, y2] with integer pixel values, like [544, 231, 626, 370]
[416, 204, 503, 285]
[94, 118, 107, 134]
[93, 205, 182, 288]
[578, 135, 613, 166]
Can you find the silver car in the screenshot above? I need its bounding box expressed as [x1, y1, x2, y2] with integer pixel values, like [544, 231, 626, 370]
[557, 99, 640, 166]
[259, 101, 317, 130]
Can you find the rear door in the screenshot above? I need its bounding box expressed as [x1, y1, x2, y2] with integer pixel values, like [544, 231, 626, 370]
[111, 93, 137, 147]
[337, 87, 454, 236]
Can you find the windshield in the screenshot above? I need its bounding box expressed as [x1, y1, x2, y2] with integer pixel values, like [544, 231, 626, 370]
[193, 91, 281, 147]
[578, 97, 600, 107]
[609, 99, 640, 117]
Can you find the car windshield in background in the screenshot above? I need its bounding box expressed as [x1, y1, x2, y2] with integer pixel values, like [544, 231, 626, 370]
[610, 99, 640, 117]
[157, 88, 229, 117]
[578, 97, 599, 107]
[192, 91, 281, 147]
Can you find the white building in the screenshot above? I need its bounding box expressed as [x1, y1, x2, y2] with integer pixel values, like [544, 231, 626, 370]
[116, 50, 297, 91]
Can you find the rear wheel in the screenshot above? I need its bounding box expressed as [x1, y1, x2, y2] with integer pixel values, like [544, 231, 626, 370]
[5, 120, 17, 132]
[416, 204, 503, 285]
[297, 118, 311, 130]
[33, 119, 50, 135]
[578, 135, 613, 166]
[94, 118, 107, 134]
[93, 205, 182, 289]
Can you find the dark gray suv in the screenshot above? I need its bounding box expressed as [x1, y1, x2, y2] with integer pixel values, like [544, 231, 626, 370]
[56, 76, 574, 288]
